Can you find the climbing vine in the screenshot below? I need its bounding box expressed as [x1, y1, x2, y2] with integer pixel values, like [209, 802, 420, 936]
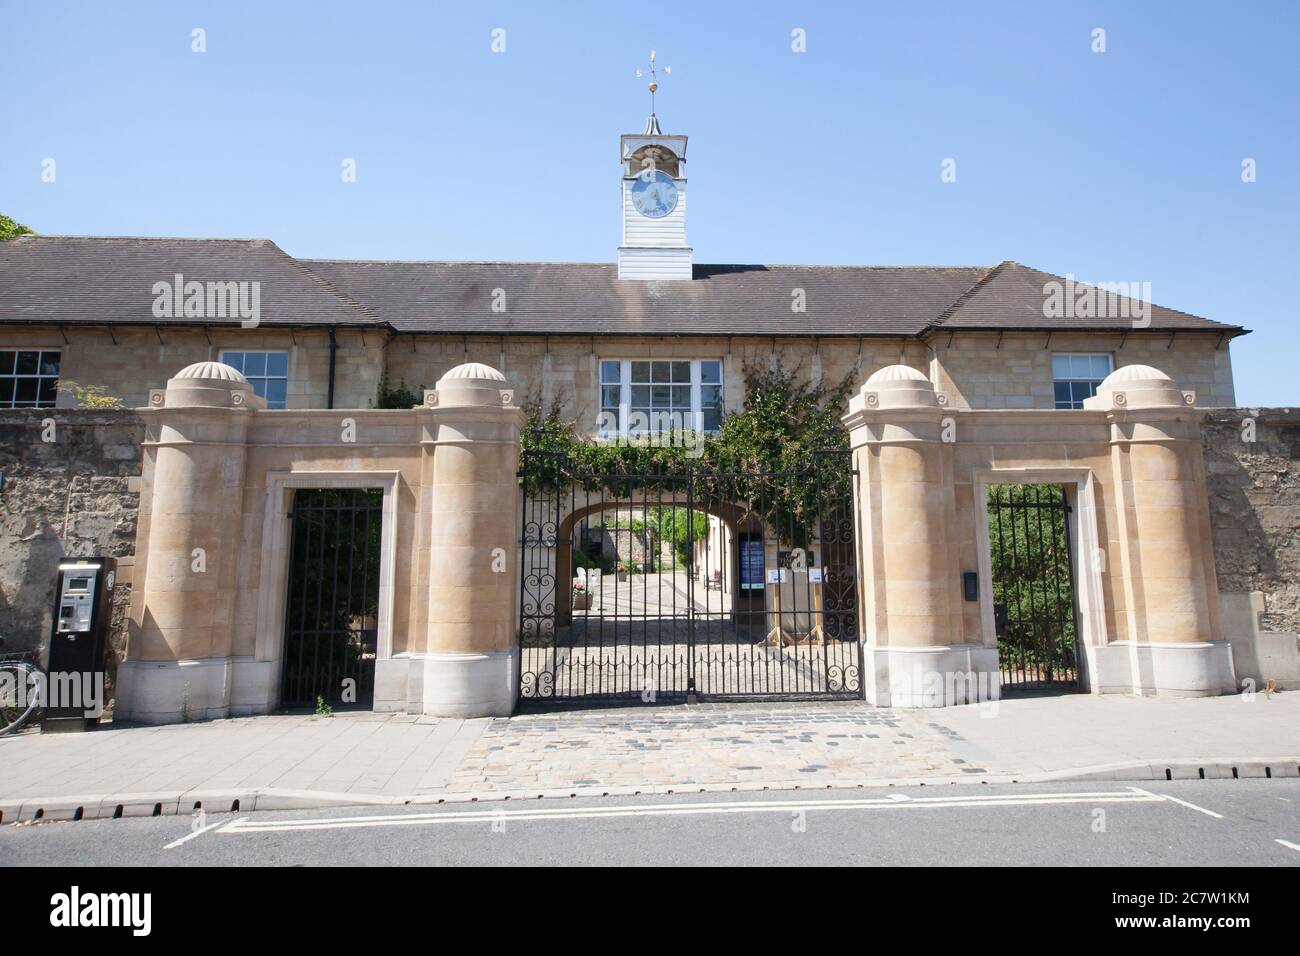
[520, 359, 860, 546]
[372, 374, 425, 409]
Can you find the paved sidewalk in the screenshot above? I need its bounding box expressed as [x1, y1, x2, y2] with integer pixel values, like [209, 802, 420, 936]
[924, 691, 1299, 779]
[1, 692, 1296, 820]
[0, 712, 489, 819]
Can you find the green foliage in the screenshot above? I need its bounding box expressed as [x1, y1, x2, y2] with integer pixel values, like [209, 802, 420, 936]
[708, 359, 855, 471]
[373, 375, 424, 409]
[987, 484, 1077, 674]
[60, 380, 125, 409]
[282, 489, 381, 705]
[287, 490, 382, 634]
[571, 548, 599, 571]
[314, 695, 333, 717]
[0, 213, 34, 241]
[520, 359, 858, 546]
[640, 506, 710, 568]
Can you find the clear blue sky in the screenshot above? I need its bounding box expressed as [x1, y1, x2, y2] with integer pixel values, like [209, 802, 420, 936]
[2, 1, 1296, 405]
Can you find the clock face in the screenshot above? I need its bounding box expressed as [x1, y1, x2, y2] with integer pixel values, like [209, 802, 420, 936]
[630, 169, 679, 219]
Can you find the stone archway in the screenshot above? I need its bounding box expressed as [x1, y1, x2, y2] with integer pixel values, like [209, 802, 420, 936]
[551, 494, 762, 626]
[116, 360, 525, 724]
[845, 363, 1236, 707]
[516, 453, 863, 702]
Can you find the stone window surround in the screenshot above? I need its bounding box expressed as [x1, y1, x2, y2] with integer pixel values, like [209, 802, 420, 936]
[253, 470, 400, 702]
[971, 466, 1107, 691]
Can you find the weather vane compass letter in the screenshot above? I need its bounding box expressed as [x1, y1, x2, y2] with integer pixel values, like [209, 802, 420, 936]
[634, 50, 670, 136]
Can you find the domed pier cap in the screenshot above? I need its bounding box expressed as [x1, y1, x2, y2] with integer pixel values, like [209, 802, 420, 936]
[852, 364, 943, 411]
[426, 362, 515, 409]
[1082, 364, 1195, 411]
[155, 361, 263, 409]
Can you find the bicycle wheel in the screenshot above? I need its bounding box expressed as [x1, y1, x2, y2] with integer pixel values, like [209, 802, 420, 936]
[0, 662, 41, 735]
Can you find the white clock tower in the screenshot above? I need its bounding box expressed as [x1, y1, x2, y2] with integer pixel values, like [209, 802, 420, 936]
[618, 53, 691, 281]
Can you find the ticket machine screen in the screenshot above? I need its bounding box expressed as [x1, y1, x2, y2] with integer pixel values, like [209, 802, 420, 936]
[57, 569, 98, 634]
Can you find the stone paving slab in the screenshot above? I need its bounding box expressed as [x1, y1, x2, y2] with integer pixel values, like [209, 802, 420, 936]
[922, 691, 1300, 777]
[0, 692, 1296, 820]
[0, 711, 486, 820]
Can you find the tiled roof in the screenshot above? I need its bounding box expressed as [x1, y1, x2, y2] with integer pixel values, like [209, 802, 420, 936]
[0, 236, 1245, 338]
[0, 236, 382, 327]
[934, 261, 1243, 333]
[300, 260, 992, 336]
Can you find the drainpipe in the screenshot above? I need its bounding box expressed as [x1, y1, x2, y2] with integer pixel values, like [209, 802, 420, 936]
[327, 328, 338, 409]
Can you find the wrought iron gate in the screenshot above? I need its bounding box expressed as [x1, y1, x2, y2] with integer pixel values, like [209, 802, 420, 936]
[281, 488, 383, 708]
[987, 483, 1079, 690]
[518, 451, 862, 702]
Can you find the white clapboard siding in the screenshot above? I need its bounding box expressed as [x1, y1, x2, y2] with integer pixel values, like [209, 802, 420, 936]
[621, 180, 688, 247]
[617, 246, 693, 280]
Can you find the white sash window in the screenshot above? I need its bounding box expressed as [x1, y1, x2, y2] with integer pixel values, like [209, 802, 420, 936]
[598, 359, 723, 436]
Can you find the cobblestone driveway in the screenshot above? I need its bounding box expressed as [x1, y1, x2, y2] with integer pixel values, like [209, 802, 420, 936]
[446, 701, 985, 794]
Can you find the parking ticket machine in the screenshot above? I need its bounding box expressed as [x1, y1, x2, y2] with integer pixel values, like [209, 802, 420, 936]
[43, 557, 116, 731]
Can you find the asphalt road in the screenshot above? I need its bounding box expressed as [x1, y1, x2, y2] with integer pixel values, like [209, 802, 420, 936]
[2, 779, 1297, 867]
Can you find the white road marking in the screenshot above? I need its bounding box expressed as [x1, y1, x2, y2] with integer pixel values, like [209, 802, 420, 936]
[163, 819, 228, 850]
[1135, 788, 1225, 819]
[1275, 839, 1300, 854]
[218, 789, 1169, 835]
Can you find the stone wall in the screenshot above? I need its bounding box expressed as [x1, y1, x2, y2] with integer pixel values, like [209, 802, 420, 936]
[4, 323, 1235, 419]
[0, 410, 144, 682]
[382, 334, 925, 429]
[3, 383, 1292, 714]
[1202, 408, 1300, 632]
[593, 526, 660, 571]
[929, 331, 1236, 409]
[0, 326, 385, 411]
[383, 332, 1234, 427]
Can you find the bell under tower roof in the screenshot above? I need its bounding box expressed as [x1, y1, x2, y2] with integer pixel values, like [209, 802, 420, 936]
[622, 50, 686, 171]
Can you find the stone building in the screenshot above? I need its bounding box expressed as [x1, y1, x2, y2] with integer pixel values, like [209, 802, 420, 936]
[0, 240, 1241, 420]
[2, 111, 1292, 723]
[0, 117, 1242, 420]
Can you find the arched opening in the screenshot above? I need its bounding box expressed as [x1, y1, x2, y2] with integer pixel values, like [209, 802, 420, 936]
[625, 144, 681, 179]
[553, 496, 761, 628]
[517, 453, 862, 702]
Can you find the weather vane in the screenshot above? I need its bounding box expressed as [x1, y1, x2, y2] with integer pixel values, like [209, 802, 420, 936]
[634, 50, 671, 117]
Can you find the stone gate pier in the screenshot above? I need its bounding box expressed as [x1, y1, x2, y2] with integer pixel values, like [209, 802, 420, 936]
[114, 361, 523, 723]
[110, 357, 1276, 723]
[845, 363, 1237, 707]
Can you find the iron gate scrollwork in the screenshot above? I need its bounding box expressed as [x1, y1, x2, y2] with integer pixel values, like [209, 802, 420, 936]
[518, 451, 862, 702]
